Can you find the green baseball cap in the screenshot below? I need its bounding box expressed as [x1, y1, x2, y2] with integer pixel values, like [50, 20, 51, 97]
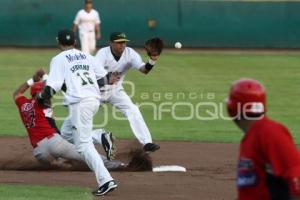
[110, 32, 130, 42]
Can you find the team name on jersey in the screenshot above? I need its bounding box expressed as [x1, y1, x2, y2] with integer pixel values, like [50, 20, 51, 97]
[237, 158, 257, 187]
[70, 64, 89, 73]
[65, 53, 86, 63]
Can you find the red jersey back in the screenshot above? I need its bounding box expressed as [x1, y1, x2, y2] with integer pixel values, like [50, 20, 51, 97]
[238, 116, 300, 200]
[15, 96, 60, 147]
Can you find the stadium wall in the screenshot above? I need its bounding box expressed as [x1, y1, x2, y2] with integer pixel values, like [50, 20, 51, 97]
[1, 0, 300, 48]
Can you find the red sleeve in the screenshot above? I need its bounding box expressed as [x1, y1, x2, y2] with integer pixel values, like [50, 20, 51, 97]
[261, 123, 300, 179]
[15, 96, 28, 107]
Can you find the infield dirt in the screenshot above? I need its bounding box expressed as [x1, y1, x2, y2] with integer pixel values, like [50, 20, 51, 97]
[0, 137, 238, 200]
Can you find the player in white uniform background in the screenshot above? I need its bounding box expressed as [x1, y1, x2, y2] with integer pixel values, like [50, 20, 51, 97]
[94, 32, 161, 152]
[37, 29, 117, 196]
[73, 0, 101, 55]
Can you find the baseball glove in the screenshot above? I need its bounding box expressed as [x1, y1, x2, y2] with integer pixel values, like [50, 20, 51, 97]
[145, 37, 164, 57]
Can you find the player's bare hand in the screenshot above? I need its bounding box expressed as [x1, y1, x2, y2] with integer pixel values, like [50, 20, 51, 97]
[150, 55, 160, 61]
[96, 33, 101, 40]
[109, 72, 121, 85]
[33, 68, 46, 82]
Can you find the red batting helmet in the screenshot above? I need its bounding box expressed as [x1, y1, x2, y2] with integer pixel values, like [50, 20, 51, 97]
[30, 81, 45, 97]
[227, 78, 266, 118]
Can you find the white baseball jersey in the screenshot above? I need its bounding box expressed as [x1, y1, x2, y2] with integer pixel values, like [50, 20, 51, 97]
[74, 9, 101, 33]
[94, 47, 145, 90]
[46, 48, 106, 104]
[94, 47, 153, 145]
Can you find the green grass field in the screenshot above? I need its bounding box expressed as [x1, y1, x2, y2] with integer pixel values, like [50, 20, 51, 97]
[0, 184, 92, 200]
[1, 48, 300, 199]
[2, 49, 300, 142]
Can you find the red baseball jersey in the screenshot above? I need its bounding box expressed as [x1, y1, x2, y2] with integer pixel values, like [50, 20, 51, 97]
[15, 96, 60, 148]
[238, 116, 300, 200]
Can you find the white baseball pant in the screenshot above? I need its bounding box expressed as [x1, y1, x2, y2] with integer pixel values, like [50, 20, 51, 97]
[102, 87, 153, 145]
[79, 31, 96, 55]
[69, 97, 113, 187]
[61, 117, 105, 145]
[61, 116, 125, 170]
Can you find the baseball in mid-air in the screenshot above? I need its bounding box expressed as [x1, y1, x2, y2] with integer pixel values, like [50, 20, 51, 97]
[174, 42, 182, 49]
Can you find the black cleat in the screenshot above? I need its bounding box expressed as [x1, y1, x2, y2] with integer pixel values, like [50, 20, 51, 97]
[143, 143, 160, 152]
[101, 132, 115, 160]
[92, 180, 118, 196]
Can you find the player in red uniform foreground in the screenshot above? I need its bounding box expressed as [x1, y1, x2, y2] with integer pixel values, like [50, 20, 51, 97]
[227, 78, 300, 200]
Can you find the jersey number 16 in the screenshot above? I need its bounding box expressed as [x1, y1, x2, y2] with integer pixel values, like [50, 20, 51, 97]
[77, 71, 94, 86]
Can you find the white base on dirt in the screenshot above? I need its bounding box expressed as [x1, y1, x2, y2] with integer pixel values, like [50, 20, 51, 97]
[152, 165, 187, 172]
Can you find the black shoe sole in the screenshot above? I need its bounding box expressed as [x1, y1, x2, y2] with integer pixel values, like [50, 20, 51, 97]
[93, 184, 118, 196]
[144, 144, 160, 152]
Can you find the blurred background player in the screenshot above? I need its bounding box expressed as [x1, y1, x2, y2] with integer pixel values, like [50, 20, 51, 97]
[73, 0, 101, 55]
[227, 78, 300, 200]
[13, 69, 124, 170]
[37, 29, 117, 196]
[94, 32, 160, 152]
